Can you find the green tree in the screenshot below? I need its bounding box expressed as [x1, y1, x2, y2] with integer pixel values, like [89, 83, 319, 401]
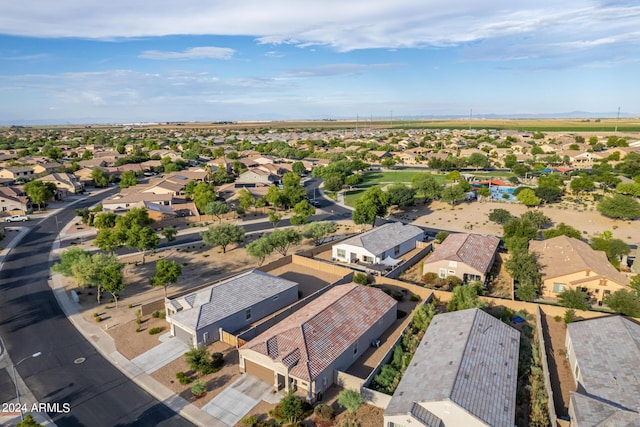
[615, 182, 640, 197]
[268, 228, 303, 256]
[590, 232, 630, 267]
[116, 207, 153, 228]
[94, 212, 117, 230]
[386, 183, 416, 207]
[16, 414, 43, 427]
[534, 186, 562, 204]
[445, 170, 461, 181]
[301, 221, 336, 246]
[411, 173, 442, 202]
[503, 217, 538, 253]
[323, 174, 344, 191]
[237, 188, 255, 211]
[337, 389, 363, 414]
[161, 227, 177, 242]
[278, 392, 307, 424]
[268, 211, 282, 228]
[631, 275, 640, 298]
[352, 187, 390, 227]
[185, 345, 219, 375]
[204, 200, 230, 223]
[52, 247, 90, 276]
[265, 186, 286, 211]
[91, 168, 110, 187]
[505, 250, 542, 301]
[440, 184, 466, 208]
[290, 200, 315, 226]
[150, 259, 183, 297]
[100, 262, 124, 308]
[94, 227, 126, 253]
[201, 224, 245, 253]
[515, 188, 540, 207]
[192, 182, 217, 213]
[604, 289, 640, 317]
[598, 194, 640, 220]
[292, 161, 306, 175]
[119, 170, 138, 189]
[127, 225, 160, 264]
[476, 186, 491, 200]
[447, 284, 486, 311]
[246, 236, 274, 266]
[281, 171, 306, 207]
[521, 210, 551, 229]
[558, 288, 590, 311]
[24, 180, 57, 210]
[467, 152, 489, 169]
[542, 223, 581, 239]
[570, 176, 594, 196]
[488, 208, 514, 225]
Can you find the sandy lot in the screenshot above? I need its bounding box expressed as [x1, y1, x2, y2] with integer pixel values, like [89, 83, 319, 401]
[395, 199, 640, 244]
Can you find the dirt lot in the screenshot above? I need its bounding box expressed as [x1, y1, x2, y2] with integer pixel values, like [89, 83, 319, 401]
[541, 311, 575, 418]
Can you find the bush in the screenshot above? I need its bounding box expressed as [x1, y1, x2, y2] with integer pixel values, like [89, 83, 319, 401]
[337, 389, 363, 414]
[391, 290, 405, 301]
[564, 309, 576, 324]
[185, 345, 223, 375]
[240, 416, 258, 426]
[95, 316, 102, 322]
[353, 272, 370, 285]
[149, 327, 164, 335]
[135, 327, 142, 333]
[410, 294, 420, 302]
[421, 272, 440, 286]
[314, 404, 334, 421]
[176, 371, 192, 385]
[190, 380, 207, 396]
[434, 231, 449, 243]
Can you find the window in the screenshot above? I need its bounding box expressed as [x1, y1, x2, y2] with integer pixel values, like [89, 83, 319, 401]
[439, 268, 447, 279]
[353, 342, 358, 356]
[362, 255, 374, 263]
[245, 308, 252, 320]
[337, 249, 346, 258]
[394, 245, 400, 255]
[553, 283, 566, 293]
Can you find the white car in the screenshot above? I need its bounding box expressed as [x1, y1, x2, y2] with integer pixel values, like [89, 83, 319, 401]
[4, 214, 30, 222]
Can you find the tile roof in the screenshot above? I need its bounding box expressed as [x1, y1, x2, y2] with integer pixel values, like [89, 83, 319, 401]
[335, 222, 424, 257]
[529, 236, 629, 286]
[570, 393, 640, 427]
[425, 233, 500, 274]
[385, 308, 519, 427]
[243, 284, 397, 382]
[169, 270, 298, 331]
[567, 316, 640, 420]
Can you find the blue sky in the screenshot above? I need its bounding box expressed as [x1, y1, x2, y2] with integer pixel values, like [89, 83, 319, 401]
[0, 0, 638, 124]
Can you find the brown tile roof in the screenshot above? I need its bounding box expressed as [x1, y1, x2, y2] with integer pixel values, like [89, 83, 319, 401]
[426, 233, 500, 274]
[529, 236, 629, 285]
[243, 284, 396, 382]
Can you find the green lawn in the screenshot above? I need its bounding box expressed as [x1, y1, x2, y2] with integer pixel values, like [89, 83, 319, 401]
[361, 169, 445, 184]
[344, 189, 368, 206]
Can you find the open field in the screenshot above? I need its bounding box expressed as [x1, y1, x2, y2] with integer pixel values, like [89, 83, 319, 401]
[360, 169, 445, 184]
[17, 118, 640, 132]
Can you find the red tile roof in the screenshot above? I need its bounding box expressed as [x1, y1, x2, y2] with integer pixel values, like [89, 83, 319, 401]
[426, 233, 500, 275]
[243, 284, 396, 382]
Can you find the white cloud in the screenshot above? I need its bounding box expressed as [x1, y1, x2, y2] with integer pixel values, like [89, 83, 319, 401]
[139, 46, 235, 60]
[283, 63, 402, 77]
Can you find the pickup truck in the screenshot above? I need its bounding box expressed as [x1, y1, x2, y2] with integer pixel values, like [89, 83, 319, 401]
[4, 214, 30, 222]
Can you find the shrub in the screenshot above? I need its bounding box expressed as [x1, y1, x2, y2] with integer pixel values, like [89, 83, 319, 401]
[135, 327, 141, 333]
[434, 231, 449, 243]
[176, 371, 192, 385]
[190, 380, 207, 397]
[391, 290, 405, 301]
[240, 416, 258, 426]
[314, 404, 334, 421]
[353, 272, 370, 285]
[338, 389, 363, 414]
[152, 310, 161, 318]
[421, 272, 440, 286]
[95, 316, 102, 322]
[149, 327, 164, 335]
[564, 309, 576, 324]
[93, 312, 100, 317]
[185, 345, 223, 375]
[553, 315, 562, 322]
[410, 294, 420, 302]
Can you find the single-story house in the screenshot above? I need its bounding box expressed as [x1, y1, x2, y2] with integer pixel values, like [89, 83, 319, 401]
[565, 316, 640, 426]
[235, 169, 280, 187]
[102, 192, 173, 211]
[332, 222, 424, 265]
[529, 236, 630, 304]
[40, 172, 84, 196]
[239, 284, 397, 401]
[166, 270, 299, 347]
[0, 186, 30, 214]
[384, 308, 520, 427]
[423, 233, 500, 283]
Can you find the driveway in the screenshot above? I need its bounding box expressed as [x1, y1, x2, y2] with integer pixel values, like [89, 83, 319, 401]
[202, 374, 284, 426]
[131, 333, 190, 374]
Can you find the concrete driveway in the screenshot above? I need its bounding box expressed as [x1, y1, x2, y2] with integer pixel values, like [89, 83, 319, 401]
[202, 374, 284, 426]
[131, 333, 189, 374]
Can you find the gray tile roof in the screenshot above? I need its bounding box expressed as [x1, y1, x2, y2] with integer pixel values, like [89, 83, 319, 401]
[335, 222, 423, 256]
[425, 233, 500, 274]
[567, 316, 640, 420]
[169, 270, 298, 331]
[570, 392, 640, 427]
[385, 308, 519, 427]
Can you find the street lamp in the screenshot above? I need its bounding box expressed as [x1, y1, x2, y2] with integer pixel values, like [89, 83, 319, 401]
[12, 351, 42, 421]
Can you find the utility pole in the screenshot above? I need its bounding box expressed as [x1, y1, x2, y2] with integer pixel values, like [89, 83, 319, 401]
[615, 106, 620, 133]
[469, 108, 473, 131]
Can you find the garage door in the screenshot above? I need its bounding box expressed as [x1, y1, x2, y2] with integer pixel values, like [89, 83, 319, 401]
[245, 360, 274, 384]
[174, 325, 194, 345]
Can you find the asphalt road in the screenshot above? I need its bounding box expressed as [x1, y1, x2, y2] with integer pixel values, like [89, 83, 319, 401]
[0, 190, 194, 427]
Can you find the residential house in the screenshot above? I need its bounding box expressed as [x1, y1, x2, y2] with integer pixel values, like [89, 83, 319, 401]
[239, 284, 396, 400]
[384, 308, 519, 427]
[166, 270, 299, 347]
[40, 173, 84, 198]
[568, 151, 606, 169]
[235, 169, 280, 187]
[332, 222, 424, 264]
[0, 166, 36, 182]
[529, 236, 630, 304]
[565, 316, 640, 426]
[0, 187, 30, 214]
[33, 162, 63, 176]
[423, 233, 500, 283]
[102, 192, 173, 211]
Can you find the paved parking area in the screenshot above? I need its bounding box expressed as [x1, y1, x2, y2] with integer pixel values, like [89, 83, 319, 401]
[131, 333, 189, 374]
[202, 374, 283, 426]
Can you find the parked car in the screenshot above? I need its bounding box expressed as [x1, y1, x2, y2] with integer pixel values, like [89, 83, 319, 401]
[4, 214, 30, 222]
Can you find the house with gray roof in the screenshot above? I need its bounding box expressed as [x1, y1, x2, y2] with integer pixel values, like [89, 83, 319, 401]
[332, 222, 424, 265]
[239, 283, 396, 401]
[423, 233, 500, 283]
[166, 270, 299, 347]
[384, 308, 520, 427]
[565, 316, 640, 426]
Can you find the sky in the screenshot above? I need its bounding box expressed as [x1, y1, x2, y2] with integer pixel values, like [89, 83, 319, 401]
[0, 0, 638, 124]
